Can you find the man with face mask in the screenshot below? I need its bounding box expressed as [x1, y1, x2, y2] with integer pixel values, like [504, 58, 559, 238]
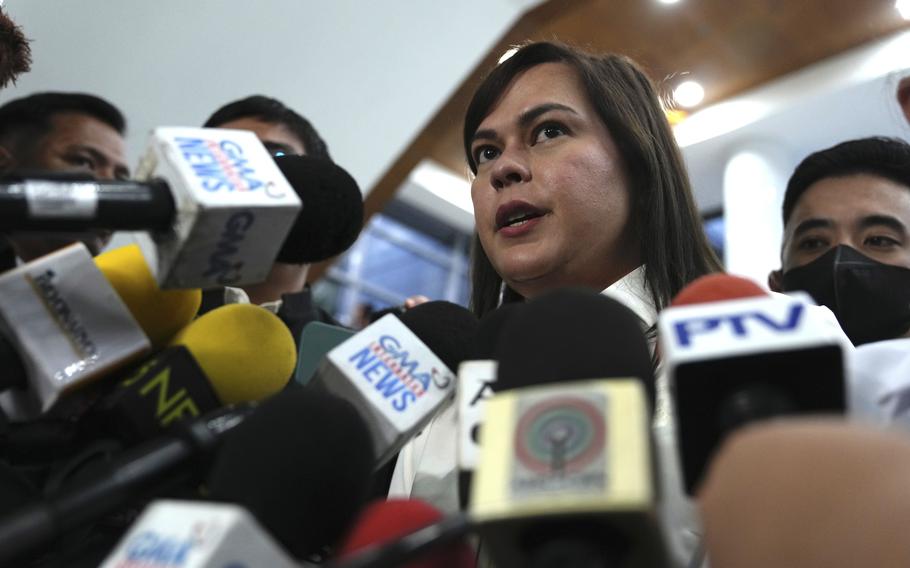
[767, 137, 910, 431]
[768, 136, 910, 347]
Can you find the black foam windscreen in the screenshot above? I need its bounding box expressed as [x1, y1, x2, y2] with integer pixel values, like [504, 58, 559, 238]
[207, 389, 375, 558]
[494, 288, 655, 411]
[273, 155, 364, 264]
[397, 301, 479, 373]
[472, 303, 519, 360]
[0, 461, 37, 512]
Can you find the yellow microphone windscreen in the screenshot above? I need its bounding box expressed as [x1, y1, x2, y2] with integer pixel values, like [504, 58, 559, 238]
[169, 303, 296, 404]
[95, 244, 201, 348]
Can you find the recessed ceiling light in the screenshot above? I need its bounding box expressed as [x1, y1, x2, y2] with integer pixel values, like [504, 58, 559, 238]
[673, 80, 705, 108]
[658, 0, 682, 4]
[897, 0, 910, 20]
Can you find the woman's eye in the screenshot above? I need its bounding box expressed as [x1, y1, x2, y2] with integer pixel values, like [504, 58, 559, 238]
[474, 146, 500, 165]
[533, 123, 566, 144]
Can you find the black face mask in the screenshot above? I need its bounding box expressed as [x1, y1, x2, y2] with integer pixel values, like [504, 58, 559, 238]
[781, 245, 910, 346]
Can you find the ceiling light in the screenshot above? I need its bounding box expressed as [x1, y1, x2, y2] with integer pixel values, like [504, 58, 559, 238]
[897, 0, 910, 20]
[658, 0, 682, 4]
[673, 80, 705, 108]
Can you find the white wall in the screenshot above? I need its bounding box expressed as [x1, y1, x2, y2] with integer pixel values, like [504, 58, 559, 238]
[2, 0, 541, 195]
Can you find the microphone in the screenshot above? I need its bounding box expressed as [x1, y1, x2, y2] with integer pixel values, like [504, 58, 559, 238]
[0, 127, 304, 288]
[470, 289, 668, 568]
[207, 388, 375, 559]
[455, 304, 517, 509]
[94, 243, 201, 349]
[699, 419, 910, 568]
[269, 154, 364, 264]
[333, 499, 475, 568]
[88, 302, 297, 442]
[658, 273, 850, 494]
[309, 301, 479, 467]
[169, 302, 297, 405]
[294, 321, 356, 386]
[99, 499, 299, 568]
[0, 402, 255, 565]
[0, 242, 150, 420]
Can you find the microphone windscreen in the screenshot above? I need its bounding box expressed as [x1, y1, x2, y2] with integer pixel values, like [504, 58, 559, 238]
[169, 303, 296, 404]
[0, 461, 38, 512]
[337, 499, 476, 568]
[397, 301, 479, 372]
[495, 288, 655, 407]
[670, 273, 767, 307]
[95, 244, 201, 348]
[274, 155, 364, 264]
[208, 389, 375, 559]
[472, 303, 518, 360]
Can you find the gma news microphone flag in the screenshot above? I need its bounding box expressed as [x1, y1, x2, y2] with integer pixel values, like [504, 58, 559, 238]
[471, 379, 667, 568]
[100, 500, 298, 568]
[659, 292, 850, 493]
[313, 313, 456, 467]
[135, 127, 301, 289]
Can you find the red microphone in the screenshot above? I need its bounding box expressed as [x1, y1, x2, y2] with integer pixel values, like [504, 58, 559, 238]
[334, 499, 475, 568]
[670, 273, 768, 307]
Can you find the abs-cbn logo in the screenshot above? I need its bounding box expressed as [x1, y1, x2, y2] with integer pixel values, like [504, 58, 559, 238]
[176, 137, 267, 194]
[349, 335, 450, 413]
[28, 269, 98, 365]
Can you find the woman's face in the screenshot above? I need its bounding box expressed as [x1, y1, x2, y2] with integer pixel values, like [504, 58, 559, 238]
[469, 62, 640, 298]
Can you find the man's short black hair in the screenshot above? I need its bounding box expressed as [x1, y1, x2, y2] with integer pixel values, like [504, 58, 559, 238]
[0, 91, 126, 154]
[783, 137, 910, 224]
[203, 95, 331, 160]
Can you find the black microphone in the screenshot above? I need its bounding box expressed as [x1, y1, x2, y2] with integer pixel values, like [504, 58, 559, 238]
[0, 173, 174, 231]
[470, 289, 668, 568]
[456, 303, 519, 509]
[270, 154, 364, 264]
[207, 388, 376, 559]
[0, 402, 255, 565]
[494, 288, 655, 406]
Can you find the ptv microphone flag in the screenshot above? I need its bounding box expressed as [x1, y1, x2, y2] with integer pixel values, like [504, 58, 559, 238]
[659, 292, 850, 494]
[0, 243, 149, 420]
[100, 500, 298, 568]
[134, 127, 301, 289]
[313, 313, 456, 467]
